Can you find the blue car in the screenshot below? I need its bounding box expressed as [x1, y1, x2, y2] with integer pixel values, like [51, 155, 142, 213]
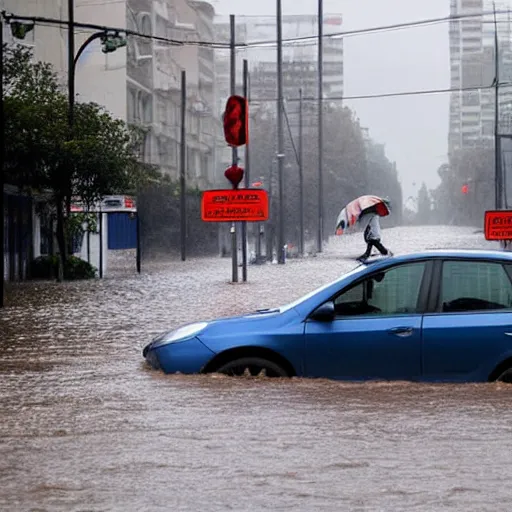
[143, 250, 512, 383]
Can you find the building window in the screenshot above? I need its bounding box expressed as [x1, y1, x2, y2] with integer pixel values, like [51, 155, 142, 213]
[462, 92, 480, 106]
[137, 13, 152, 56]
[482, 121, 494, 136]
[201, 154, 209, 178]
[127, 88, 137, 123]
[140, 94, 153, 124]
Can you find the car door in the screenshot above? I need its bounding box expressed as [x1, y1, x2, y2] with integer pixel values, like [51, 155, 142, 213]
[304, 261, 431, 380]
[422, 259, 512, 381]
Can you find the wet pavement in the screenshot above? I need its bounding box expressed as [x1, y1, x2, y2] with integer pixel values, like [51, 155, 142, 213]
[1, 226, 511, 511]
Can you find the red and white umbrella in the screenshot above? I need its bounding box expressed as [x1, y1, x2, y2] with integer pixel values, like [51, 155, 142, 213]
[335, 195, 390, 235]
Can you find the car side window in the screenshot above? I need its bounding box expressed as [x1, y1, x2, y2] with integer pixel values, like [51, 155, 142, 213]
[333, 263, 427, 317]
[440, 261, 512, 312]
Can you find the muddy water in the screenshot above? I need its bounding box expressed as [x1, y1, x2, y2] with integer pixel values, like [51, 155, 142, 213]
[0, 227, 510, 511]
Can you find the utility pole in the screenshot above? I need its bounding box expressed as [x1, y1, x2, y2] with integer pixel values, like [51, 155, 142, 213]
[299, 88, 304, 257]
[0, 17, 4, 307]
[241, 59, 249, 281]
[68, 0, 75, 129]
[180, 70, 187, 261]
[494, 2, 502, 210]
[317, 0, 324, 252]
[230, 14, 238, 281]
[277, 0, 285, 264]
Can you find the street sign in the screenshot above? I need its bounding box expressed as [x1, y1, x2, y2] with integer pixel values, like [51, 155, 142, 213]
[484, 210, 512, 240]
[201, 189, 269, 222]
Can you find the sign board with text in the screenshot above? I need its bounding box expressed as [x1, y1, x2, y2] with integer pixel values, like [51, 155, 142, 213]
[484, 210, 512, 240]
[201, 189, 269, 222]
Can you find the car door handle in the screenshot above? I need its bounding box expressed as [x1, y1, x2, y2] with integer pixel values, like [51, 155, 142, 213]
[389, 327, 414, 338]
[506, 333, 512, 337]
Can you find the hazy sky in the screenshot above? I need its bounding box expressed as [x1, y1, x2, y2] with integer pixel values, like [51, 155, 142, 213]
[212, 0, 450, 202]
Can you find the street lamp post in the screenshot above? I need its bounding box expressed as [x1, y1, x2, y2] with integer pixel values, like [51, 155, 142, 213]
[70, 31, 127, 130]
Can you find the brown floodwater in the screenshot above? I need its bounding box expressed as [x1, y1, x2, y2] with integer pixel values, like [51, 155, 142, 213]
[1, 227, 509, 511]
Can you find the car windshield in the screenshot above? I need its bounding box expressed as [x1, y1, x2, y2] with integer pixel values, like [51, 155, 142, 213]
[279, 264, 368, 312]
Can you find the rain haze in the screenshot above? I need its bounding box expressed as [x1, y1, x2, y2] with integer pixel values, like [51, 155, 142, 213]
[4, 0, 512, 510]
[214, 0, 450, 201]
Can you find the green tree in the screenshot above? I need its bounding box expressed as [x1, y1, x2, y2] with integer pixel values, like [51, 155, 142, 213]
[3, 44, 157, 277]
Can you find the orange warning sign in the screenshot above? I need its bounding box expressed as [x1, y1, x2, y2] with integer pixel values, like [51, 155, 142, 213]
[484, 210, 512, 240]
[201, 189, 269, 222]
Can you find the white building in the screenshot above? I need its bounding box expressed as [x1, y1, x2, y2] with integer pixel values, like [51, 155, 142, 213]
[2, 0, 217, 186]
[449, 0, 512, 154]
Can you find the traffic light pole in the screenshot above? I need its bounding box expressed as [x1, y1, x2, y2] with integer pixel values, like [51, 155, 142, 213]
[277, 0, 285, 264]
[494, 6, 501, 211]
[241, 59, 249, 281]
[230, 14, 238, 282]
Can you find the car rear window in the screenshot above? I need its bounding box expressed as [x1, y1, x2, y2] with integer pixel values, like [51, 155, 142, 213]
[440, 260, 512, 312]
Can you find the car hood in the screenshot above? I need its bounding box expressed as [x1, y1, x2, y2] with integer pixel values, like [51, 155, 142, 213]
[199, 306, 302, 336]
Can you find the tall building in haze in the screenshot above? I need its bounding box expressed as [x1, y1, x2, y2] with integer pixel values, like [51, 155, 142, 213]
[449, 0, 512, 154]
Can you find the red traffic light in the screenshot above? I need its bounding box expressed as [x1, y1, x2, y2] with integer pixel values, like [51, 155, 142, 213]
[223, 95, 248, 147]
[461, 184, 469, 194]
[225, 165, 244, 189]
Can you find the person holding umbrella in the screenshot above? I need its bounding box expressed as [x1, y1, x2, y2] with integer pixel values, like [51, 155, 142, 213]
[357, 210, 393, 262]
[335, 195, 393, 262]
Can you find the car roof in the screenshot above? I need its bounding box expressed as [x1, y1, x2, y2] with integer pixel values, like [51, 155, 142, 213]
[364, 249, 512, 266]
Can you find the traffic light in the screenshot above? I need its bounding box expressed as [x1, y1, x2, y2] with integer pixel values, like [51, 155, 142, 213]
[101, 34, 127, 54]
[224, 165, 244, 189]
[10, 21, 35, 40]
[461, 184, 469, 194]
[223, 95, 248, 147]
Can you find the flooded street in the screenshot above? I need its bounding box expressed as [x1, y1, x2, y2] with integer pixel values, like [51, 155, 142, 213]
[1, 226, 511, 511]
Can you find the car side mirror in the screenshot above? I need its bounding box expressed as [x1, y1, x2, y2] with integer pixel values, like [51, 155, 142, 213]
[310, 301, 335, 322]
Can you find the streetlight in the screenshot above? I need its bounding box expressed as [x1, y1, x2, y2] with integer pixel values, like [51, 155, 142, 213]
[68, 26, 126, 275]
[69, 30, 127, 130]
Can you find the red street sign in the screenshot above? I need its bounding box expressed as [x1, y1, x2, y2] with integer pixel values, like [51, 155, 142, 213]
[484, 210, 512, 240]
[201, 189, 269, 222]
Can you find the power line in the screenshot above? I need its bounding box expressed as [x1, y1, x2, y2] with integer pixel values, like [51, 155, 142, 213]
[251, 83, 506, 103]
[1, 11, 229, 48]
[244, 9, 512, 47]
[2, 8, 512, 50]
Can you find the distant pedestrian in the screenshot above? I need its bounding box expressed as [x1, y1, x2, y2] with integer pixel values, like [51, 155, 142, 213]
[357, 214, 392, 262]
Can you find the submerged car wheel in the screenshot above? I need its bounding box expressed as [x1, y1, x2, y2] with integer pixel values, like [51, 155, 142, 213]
[495, 367, 512, 383]
[215, 357, 288, 378]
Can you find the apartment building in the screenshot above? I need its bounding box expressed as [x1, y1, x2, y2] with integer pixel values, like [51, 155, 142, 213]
[449, 0, 512, 154]
[214, 14, 343, 101]
[127, 0, 216, 185]
[2, 0, 217, 186]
